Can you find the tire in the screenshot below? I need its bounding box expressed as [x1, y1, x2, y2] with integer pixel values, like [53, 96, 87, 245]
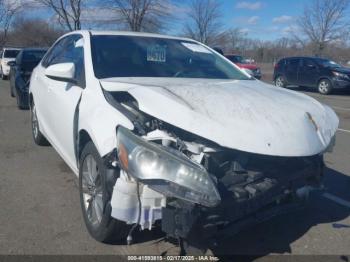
[275, 75, 287, 88]
[318, 79, 333, 95]
[31, 102, 50, 146]
[79, 141, 129, 243]
[15, 90, 27, 110]
[10, 84, 15, 97]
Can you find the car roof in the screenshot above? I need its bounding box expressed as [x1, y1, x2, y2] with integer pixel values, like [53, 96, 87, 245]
[20, 48, 48, 52]
[87, 30, 196, 42]
[2, 47, 21, 50]
[281, 56, 324, 60]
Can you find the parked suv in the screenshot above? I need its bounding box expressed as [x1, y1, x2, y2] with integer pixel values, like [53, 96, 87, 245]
[225, 54, 261, 79]
[0, 48, 21, 80]
[273, 56, 350, 94]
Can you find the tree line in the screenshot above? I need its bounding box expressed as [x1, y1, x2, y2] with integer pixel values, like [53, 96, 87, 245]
[1, 0, 350, 63]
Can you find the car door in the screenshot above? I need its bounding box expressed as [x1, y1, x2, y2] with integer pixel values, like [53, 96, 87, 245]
[39, 34, 85, 169]
[299, 58, 319, 87]
[285, 58, 300, 85]
[34, 37, 69, 140]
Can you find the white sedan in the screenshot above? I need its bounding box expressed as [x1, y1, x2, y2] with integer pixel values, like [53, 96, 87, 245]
[29, 31, 338, 249]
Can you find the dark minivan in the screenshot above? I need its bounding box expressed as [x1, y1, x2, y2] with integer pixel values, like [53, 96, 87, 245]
[273, 56, 350, 94]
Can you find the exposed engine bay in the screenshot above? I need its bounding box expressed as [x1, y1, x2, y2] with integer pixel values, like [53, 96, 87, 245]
[104, 90, 326, 243]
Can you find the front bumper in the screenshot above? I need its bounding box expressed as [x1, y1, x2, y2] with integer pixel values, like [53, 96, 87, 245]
[1, 65, 10, 76]
[161, 155, 323, 240]
[332, 78, 350, 89]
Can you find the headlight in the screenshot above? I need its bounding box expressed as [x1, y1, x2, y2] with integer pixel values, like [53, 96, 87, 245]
[333, 71, 349, 80]
[116, 126, 221, 207]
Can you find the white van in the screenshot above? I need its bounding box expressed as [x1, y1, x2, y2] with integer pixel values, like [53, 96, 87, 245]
[0, 48, 21, 80]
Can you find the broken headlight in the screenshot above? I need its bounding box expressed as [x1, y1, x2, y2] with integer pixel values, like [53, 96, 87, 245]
[116, 126, 221, 207]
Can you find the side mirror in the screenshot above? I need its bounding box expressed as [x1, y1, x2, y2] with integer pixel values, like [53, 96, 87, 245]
[45, 62, 76, 84]
[7, 61, 16, 66]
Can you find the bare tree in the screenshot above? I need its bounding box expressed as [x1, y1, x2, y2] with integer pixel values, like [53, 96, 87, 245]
[183, 0, 222, 45]
[0, 0, 21, 46]
[8, 16, 64, 47]
[111, 0, 172, 32]
[297, 0, 350, 55]
[36, 0, 83, 31]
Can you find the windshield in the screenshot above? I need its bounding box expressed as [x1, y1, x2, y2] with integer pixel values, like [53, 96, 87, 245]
[315, 58, 341, 68]
[91, 35, 250, 80]
[23, 50, 47, 62]
[4, 49, 20, 58]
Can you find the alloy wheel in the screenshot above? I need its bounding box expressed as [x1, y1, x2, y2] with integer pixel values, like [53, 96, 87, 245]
[81, 154, 103, 227]
[275, 76, 284, 87]
[318, 80, 330, 94]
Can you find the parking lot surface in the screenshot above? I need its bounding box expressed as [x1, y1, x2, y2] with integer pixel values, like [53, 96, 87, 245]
[0, 79, 349, 258]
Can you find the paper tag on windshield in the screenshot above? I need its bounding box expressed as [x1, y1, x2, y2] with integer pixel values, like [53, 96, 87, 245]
[147, 45, 166, 62]
[181, 42, 211, 54]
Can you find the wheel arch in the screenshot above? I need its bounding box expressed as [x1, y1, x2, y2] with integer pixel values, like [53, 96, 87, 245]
[77, 129, 93, 163]
[317, 76, 333, 85]
[274, 73, 283, 81]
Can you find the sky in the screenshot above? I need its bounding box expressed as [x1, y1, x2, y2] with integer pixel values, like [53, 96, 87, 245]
[27, 0, 309, 41]
[219, 0, 306, 40]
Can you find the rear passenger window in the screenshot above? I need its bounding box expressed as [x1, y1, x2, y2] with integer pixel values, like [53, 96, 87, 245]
[303, 59, 316, 67]
[287, 59, 300, 69]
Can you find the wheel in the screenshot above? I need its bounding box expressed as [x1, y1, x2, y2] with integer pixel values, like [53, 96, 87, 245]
[10, 84, 15, 97]
[15, 90, 27, 110]
[79, 141, 129, 243]
[31, 103, 50, 146]
[16, 94, 28, 110]
[275, 75, 287, 88]
[318, 79, 332, 95]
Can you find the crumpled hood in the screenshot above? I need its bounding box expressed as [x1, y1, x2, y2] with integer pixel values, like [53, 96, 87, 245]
[101, 77, 339, 157]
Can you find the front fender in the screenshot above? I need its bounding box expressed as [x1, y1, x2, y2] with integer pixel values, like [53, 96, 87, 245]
[78, 86, 134, 158]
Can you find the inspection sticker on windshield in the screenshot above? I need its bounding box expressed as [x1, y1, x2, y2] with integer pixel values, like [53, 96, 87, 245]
[181, 42, 211, 54]
[147, 45, 166, 62]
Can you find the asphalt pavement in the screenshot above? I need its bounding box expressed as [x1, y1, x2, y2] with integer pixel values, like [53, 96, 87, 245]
[0, 79, 349, 259]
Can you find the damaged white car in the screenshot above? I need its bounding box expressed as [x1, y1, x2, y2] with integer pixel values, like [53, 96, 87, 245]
[29, 31, 338, 250]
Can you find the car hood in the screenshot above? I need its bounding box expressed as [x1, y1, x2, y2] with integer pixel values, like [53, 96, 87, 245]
[332, 67, 350, 74]
[101, 77, 339, 157]
[1, 58, 15, 63]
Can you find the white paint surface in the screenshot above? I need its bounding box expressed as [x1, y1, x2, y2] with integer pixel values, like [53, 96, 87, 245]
[102, 77, 339, 157]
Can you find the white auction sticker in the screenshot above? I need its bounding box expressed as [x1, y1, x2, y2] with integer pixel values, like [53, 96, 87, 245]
[181, 42, 211, 53]
[147, 45, 166, 62]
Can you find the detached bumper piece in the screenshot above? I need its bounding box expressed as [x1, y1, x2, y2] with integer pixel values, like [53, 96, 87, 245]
[161, 152, 324, 241]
